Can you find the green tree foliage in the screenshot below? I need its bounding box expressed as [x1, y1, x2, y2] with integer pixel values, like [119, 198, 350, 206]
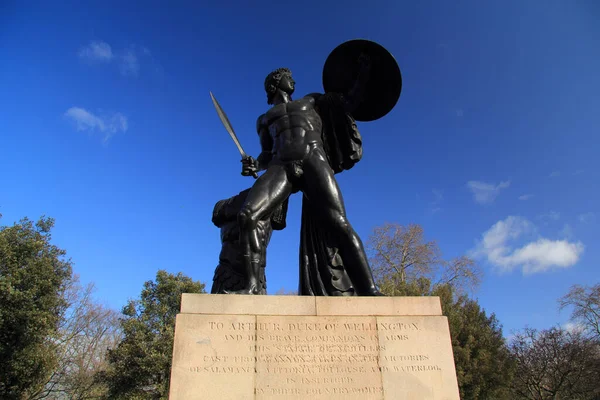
[102, 270, 206, 399]
[0, 216, 73, 399]
[368, 223, 514, 399]
[438, 285, 514, 400]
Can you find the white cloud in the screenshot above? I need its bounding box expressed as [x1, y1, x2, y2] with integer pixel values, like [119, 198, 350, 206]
[549, 171, 561, 178]
[560, 224, 574, 239]
[466, 180, 510, 204]
[512, 239, 583, 274]
[471, 216, 584, 274]
[120, 50, 140, 76]
[563, 322, 585, 334]
[79, 41, 113, 62]
[578, 212, 596, 224]
[518, 194, 534, 201]
[64, 107, 128, 143]
[539, 211, 560, 223]
[428, 189, 443, 214]
[78, 41, 153, 77]
[548, 211, 560, 220]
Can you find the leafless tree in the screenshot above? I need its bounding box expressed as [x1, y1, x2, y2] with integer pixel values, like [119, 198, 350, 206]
[367, 223, 482, 294]
[559, 283, 600, 339]
[30, 276, 121, 400]
[509, 327, 600, 400]
[274, 287, 298, 295]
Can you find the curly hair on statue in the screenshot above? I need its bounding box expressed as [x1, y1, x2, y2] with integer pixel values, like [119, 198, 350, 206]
[264, 68, 292, 101]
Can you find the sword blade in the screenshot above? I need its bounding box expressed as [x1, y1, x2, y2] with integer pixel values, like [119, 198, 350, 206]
[209, 92, 247, 158]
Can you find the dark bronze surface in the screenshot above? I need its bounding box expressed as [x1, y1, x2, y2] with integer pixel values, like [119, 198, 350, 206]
[323, 39, 402, 122]
[209, 40, 401, 296]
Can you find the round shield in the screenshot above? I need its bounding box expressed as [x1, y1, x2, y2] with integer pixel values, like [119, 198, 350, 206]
[322, 39, 402, 122]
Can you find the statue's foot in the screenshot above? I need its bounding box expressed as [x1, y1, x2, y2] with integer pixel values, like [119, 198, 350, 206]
[223, 286, 261, 295]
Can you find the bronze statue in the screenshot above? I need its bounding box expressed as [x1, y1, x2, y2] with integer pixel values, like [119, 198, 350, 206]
[210, 39, 401, 296]
[210, 188, 287, 294]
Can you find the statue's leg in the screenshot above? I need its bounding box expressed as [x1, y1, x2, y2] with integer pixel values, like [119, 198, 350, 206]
[231, 164, 292, 294]
[302, 148, 382, 296]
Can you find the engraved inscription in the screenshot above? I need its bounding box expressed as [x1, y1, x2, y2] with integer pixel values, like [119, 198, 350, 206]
[376, 320, 443, 374]
[188, 318, 255, 375]
[192, 318, 443, 379]
[184, 315, 449, 399]
[170, 314, 256, 399]
[376, 316, 460, 399]
[255, 316, 382, 398]
[171, 299, 461, 399]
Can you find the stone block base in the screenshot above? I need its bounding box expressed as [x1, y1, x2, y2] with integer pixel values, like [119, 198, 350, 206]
[169, 294, 459, 399]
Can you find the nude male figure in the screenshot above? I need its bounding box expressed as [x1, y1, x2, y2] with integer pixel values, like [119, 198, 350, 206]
[233, 65, 382, 296]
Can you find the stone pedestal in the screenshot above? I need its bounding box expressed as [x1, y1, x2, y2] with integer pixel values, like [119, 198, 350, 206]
[169, 294, 460, 399]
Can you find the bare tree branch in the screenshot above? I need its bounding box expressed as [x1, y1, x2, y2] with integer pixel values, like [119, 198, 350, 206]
[559, 284, 600, 339]
[508, 326, 600, 399]
[367, 223, 481, 294]
[31, 276, 121, 400]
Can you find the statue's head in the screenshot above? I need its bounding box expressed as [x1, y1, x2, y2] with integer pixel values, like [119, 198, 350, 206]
[264, 68, 294, 104]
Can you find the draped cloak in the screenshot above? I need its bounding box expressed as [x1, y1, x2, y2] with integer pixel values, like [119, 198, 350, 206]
[297, 92, 363, 296]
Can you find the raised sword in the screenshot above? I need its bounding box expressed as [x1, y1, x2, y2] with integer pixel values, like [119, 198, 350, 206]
[209, 91, 258, 179]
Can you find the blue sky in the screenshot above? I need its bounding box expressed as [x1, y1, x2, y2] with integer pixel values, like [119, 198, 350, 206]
[1, 1, 599, 336]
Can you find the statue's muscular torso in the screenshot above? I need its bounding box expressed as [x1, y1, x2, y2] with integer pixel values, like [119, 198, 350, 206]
[257, 95, 323, 163]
